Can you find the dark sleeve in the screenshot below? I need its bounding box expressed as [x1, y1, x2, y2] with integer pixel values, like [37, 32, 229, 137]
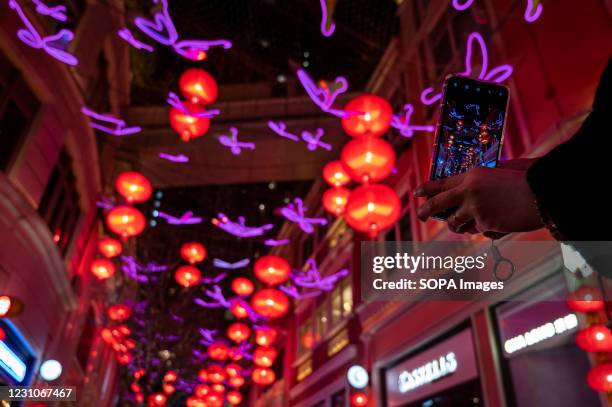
[526, 57, 612, 241]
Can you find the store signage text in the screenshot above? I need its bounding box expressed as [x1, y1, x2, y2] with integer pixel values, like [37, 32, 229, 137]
[397, 352, 457, 393]
[503, 313, 578, 354]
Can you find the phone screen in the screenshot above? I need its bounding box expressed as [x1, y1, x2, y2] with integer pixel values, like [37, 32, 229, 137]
[430, 76, 509, 180]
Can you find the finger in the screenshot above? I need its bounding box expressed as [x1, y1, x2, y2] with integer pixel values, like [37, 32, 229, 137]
[417, 188, 464, 221]
[448, 205, 474, 233]
[414, 174, 466, 197]
[449, 219, 476, 234]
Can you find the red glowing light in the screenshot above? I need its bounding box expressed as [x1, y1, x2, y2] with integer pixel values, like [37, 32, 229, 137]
[587, 363, 612, 392]
[323, 160, 351, 187]
[567, 287, 605, 313]
[350, 392, 369, 407]
[186, 396, 206, 407]
[169, 103, 211, 142]
[342, 94, 392, 138]
[115, 171, 152, 203]
[179, 68, 218, 105]
[208, 342, 229, 362]
[255, 326, 277, 346]
[226, 390, 243, 405]
[341, 136, 395, 183]
[148, 392, 167, 407]
[98, 237, 122, 258]
[130, 382, 141, 393]
[251, 288, 290, 319]
[322, 186, 351, 216]
[254, 255, 291, 286]
[345, 184, 401, 237]
[211, 383, 225, 394]
[254, 346, 277, 367]
[195, 383, 210, 397]
[230, 300, 249, 319]
[225, 363, 242, 378]
[301, 332, 315, 349]
[162, 383, 175, 395]
[107, 304, 132, 321]
[90, 258, 115, 280]
[229, 376, 245, 388]
[133, 368, 145, 380]
[174, 265, 202, 288]
[227, 322, 251, 343]
[106, 206, 146, 238]
[163, 370, 178, 382]
[207, 365, 227, 383]
[0, 296, 12, 318]
[116, 352, 132, 365]
[231, 277, 254, 297]
[251, 367, 275, 386]
[576, 325, 612, 352]
[0, 327, 5, 341]
[180, 242, 207, 264]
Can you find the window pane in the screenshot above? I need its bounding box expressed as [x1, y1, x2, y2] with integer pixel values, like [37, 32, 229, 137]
[342, 281, 353, 317]
[331, 285, 342, 326]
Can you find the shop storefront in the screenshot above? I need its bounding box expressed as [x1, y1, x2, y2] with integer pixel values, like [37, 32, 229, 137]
[381, 327, 482, 407]
[0, 320, 36, 386]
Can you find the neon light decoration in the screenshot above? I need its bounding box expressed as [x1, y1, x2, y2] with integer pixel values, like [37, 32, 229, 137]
[157, 210, 203, 225]
[296, 69, 353, 118]
[167, 92, 220, 118]
[218, 128, 256, 155]
[264, 238, 290, 247]
[319, 0, 336, 37]
[194, 285, 231, 309]
[280, 198, 327, 234]
[198, 328, 219, 346]
[301, 129, 332, 151]
[32, 0, 67, 21]
[81, 107, 142, 136]
[212, 213, 273, 238]
[201, 273, 226, 285]
[390, 104, 435, 138]
[420, 32, 513, 106]
[452, 0, 542, 23]
[268, 121, 299, 141]
[118, 28, 154, 52]
[158, 153, 189, 163]
[0, 340, 27, 382]
[451, 0, 474, 11]
[212, 258, 250, 270]
[292, 259, 349, 291]
[8, 0, 78, 66]
[279, 284, 321, 301]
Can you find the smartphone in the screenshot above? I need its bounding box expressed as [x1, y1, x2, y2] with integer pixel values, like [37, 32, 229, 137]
[429, 75, 510, 220]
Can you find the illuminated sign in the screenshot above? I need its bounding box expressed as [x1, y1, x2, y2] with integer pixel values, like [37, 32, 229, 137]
[0, 340, 27, 382]
[504, 313, 578, 354]
[398, 352, 457, 393]
[347, 365, 369, 389]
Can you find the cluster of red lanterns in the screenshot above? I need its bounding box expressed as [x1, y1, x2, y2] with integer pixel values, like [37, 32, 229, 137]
[321, 94, 400, 237]
[249, 255, 291, 319]
[191, 362, 244, 406]
[107, 303, 132, 322]
[169, 68, 218, 141]
[100, 323, 136, 366]
[567, 285, 612, 392]
[175, 242, 206, 287]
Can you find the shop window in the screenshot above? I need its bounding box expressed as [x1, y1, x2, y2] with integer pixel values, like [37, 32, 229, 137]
[38, 148, 82, 256]
[314, 303, 327, 343]
[331, 276, 353, 327]
[0, 54, 40, 171]
[298, 316, 314, 355]
[76, 308, 96, 371]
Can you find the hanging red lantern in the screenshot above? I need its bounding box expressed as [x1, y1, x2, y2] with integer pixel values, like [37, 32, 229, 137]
[174, 265, 202, 288]
[163, 370, 178, 382]
[345, 184, 401, 237]
[169, 103, 211, 142]
[225, 363, 242, 378]
[148, 392, 167, 407]
[211, 383, 225, 394]
[91, 258, 115, 280]
[133, 368, 145, 380]
[341, 136, 395, 183]
[135, 393, 145, 404]
[116, 352, 132, 365]
[98, 237, 122, 258]
[195, 383, 210, 398]
[255, 326, 277, 346]
[208, 342, 229, 361]
[226, 390, 243, 405]
[254, 256, 291, 286]
[125, 338, 137, 350]
[230, 299, 249, 319]
[101, 328, 114, 344]
[576, 325, 612, 352]
[302, 332, 315, 349]
[205, 392, 224, 407]
[115, 171, 152, 203]
[227, 323, 251, 343]
[117, 324, 131, 336]
[179, 68, 218, 105]
[323, 186, 351, 216]
[207, 365, 227, 383]
[323, 160, 351, 187]
[106, 206, 146, 239]
[251, 288, 290, 319]
[162, 383, 175, 395]
[107, 304, 132, 321]
[587, 363, 612, 392]
[180, 242, 207, 264]
[567, 287, 604, 313]
[251, 367, 275, 386]
[350, 392, 369, 407]
[229, 376, 245, 389]
[197, 369, 209, 383]
[254, 346, 277, 367]
[130, 383, 141, 393]
[231, 277, 254, 297]
[342, 94, 392, 138]
[186, 396, 206, 407]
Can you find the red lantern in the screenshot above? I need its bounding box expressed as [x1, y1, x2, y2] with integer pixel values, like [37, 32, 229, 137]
[205, 392, 224, 407]
[115, 171, 152, 203]
[179, 68, 218, 105]
[255, 326, 277, 346]
[230, 299, 249, 319]
[227, 323, 250, 343]
[254, 256, 291, 286]
[107, 304, 132, 321]
[125, 338, 136, 350]
[576, 325, 612, 352]
[116, 352, 132, 365]
[130, 382, 141, 393]
[169, 103, 211, 142]
[226, 390, 243, 405]
[174, 265, 202, 288]
[342, 94, 392, 138]
[231, 277, 254, 297]
[101, 328, 114, 344]
[345, 184, 400, 237]
[323, 186, 351, 216]
[587, 363, 612, 392]
[207, 365, 227, 383]
[225, 363, 242, 378]
[162, 383, 175, 395]
[254, 346, 277, 367]
[323, 160, 351, 187]
[229, 376, 245, 389]
[341, 136, 395, 183]
[98, 237, 122, 258]
[195, 383, 210, 397]
[133, 368, 145, 380]
[251, 289, 290, 319]
[135, 393, 145, 404]
[251, 367, 275, 386]
[106, 206, 146, 238]
[302, 332, 315, 349]
[163, 370, 177, 382]
[211, 383, 225, 394]
[567, 287, 604, 313]
[91, 258, 115, 280]
[117, 324, 131, 336]
[186, 396, 206, 407]
[181, 242, 207, 264]
[148, 393, 167, 407]
[208, 342, 229, 361]
[350, 392, 369, 407]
